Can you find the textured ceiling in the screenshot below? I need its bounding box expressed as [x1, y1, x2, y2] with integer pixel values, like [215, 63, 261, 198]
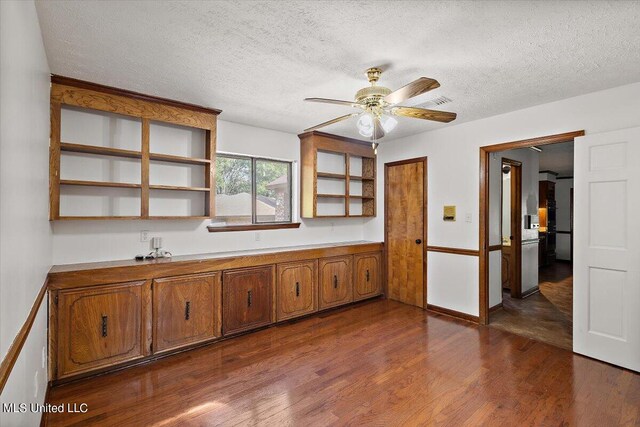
[539, 141, 574, 177]
[35, 1, 640, 141]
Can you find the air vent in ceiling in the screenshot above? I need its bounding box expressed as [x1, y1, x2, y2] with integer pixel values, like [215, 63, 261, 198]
[415, 95, 453, 109]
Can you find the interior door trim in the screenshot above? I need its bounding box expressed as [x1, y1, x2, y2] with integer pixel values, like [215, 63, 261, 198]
[478, 130, 584, 325]
[384, 156, 428, 308]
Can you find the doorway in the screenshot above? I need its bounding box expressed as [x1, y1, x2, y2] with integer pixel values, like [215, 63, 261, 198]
[384, 157, 427, 308]
[480, 132, 582, 352]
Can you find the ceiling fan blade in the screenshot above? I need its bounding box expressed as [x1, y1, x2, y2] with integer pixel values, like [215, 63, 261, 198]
[384, 77, 440, 105]
[391, 106, 456, 123]
[304, 113, 359, 132]
[304, 98, 363, 108]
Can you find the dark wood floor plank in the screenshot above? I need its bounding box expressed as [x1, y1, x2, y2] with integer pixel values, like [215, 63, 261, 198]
[490, 262, 573, 349]
[46, 299, 639, 426]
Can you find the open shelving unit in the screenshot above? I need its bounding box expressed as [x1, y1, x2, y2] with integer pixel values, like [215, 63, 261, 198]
[49, 76, 221, 220]
[299, 131, 376, 218]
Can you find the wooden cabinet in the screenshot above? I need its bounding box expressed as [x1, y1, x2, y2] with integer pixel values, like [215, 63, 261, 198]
[223, 266, 275, 335]
[54, 281, 151, 379]
[353, 252, 381, 301]
[276, 260, 318, 321]
[153, 273, 221, 353]
[300, 131, 376, 218]
[48, 242, 383, 381]
[319, 256, 353, 309]
[539, 179, 557, 266]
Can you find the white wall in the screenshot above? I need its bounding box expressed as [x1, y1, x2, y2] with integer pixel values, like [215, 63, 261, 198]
[556, 178, 574, 261]
[365, 81, 640, 316]
[51, 120, 368, 264]
[0, 1, 52, 426]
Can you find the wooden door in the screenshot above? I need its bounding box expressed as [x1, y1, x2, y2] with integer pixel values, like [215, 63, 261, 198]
[501, 246, 511, 290]
[276, 260, 318, 321]
[385, 158, 426, 308]
[318, 256, 353, 309]
[153, 273, 221, 353]
[503, 158, 522, 298]
[56, 280, 151, 379]
[223, 266, 274, 335]
[574, 127, 640, 371]
[354, 252, 382, 301]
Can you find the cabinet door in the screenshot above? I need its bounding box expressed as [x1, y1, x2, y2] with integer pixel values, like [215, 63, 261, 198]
[223, 266, 274, 335]
[319, 256, 353, 309]
[353, 252, 381, 301]
[56, 281, 151, 379]
[153, 272, 221, 353]
[277, 260, 318, 321]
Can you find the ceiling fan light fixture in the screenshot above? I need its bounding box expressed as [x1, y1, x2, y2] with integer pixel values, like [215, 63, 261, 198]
[380, 114, 398, 133]
[357, 112, 374, 138]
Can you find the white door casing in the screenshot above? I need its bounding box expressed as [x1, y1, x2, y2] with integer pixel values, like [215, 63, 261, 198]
[574, 126, 640, 372]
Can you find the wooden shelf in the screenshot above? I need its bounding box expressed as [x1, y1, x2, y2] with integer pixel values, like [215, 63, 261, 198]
[60, 142, 142, 159]
[149, 185, 209, 192]
[147, 216, 211, 220]
[149, 153, 210, 165]
[300, 131, 376, 219]
[60, 180, 141, 189]
[317, 172, 346, 180]
[316, 194, 346, 198]
[57, 216, 142, 221]
[50, 79, 218, 220]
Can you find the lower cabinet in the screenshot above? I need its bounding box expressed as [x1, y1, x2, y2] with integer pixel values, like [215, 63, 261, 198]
[223, 265, 275, 335]
[276, 260, 318, 321]
[353, 252, 382, 301]
[54, 280, 151, 379]
[319, 256, 353, 309]
[153, 272, 221, 353]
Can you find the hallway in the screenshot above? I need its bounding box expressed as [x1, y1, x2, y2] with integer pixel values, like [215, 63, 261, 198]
[490, 262, 573, 350]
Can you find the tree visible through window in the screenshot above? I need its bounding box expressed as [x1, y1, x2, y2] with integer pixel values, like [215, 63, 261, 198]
[214, 154, 292, 225]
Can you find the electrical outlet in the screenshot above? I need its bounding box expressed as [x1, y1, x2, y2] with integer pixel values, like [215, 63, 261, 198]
[255, 232, 261, 241]
[465, 213, 472, 223]
[140, 230, 150, 242]
[42, 346, 46, 369]
[34, 371, 39, 397]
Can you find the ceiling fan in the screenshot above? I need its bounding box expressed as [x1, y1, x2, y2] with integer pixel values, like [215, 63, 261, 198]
[304, 67, 457, 143]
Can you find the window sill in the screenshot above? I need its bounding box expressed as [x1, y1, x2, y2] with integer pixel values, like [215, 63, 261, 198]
[207, 222, 301, 233]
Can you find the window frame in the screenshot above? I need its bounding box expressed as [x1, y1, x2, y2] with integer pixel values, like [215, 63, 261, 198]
[208, 152, 298, 232]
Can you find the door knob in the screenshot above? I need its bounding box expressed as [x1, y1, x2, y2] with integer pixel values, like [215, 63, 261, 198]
[415, 239, 422, 244]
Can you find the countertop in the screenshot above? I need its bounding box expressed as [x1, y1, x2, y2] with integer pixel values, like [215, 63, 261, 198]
[49, 240, 382, 274]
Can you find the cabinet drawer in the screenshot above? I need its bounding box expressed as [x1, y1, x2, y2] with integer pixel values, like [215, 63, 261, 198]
[55, 281, 151, 379]
[223, 266, 274, 335]
[153, 272, 221, 353]
[319, 255, 353, 309]
[277, 260, 318, 321]
[353, 252, 381, 301]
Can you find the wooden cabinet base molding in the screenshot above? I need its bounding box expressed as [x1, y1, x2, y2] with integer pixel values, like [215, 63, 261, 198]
[48, 241, 382, 382]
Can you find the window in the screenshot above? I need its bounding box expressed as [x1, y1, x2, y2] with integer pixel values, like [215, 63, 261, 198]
[213, 154, 293, 226]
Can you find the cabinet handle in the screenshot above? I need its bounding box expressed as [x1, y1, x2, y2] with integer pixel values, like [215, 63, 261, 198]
[366, 269, 370, 282]
[247, 290, 252, 307]
[185, 301, 191, 320]
[333, 275, 338, 289]
[295, 281, 300, 297]
[101, 315, 108, 338]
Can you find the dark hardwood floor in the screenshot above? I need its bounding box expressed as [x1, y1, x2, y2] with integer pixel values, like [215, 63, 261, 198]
[490, 262, 573, 350]
[45, 299, 639, 426]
